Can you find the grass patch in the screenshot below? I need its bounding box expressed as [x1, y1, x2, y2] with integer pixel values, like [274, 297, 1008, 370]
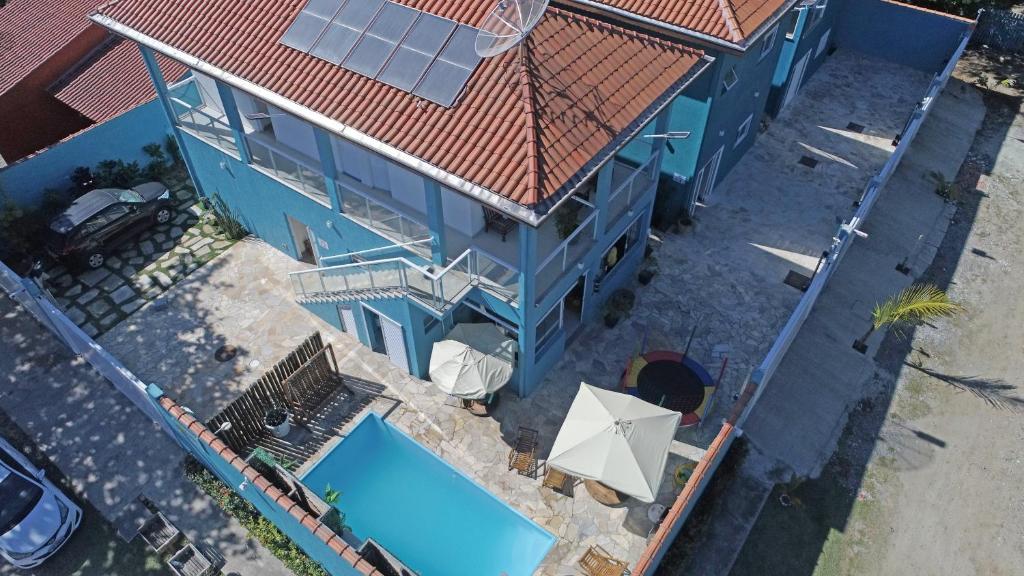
[0, 408, 168, 575]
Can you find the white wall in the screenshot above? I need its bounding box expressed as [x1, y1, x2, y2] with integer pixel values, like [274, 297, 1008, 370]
[193, 71, 225, 114]
[388, 163, 426, 214]
[441, 186, 484, 237]
[269, 105, 318, 160]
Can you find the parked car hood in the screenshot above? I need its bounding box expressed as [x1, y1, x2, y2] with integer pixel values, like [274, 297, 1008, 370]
[0, 493, 62, 554]
[132, 182, 170, 202]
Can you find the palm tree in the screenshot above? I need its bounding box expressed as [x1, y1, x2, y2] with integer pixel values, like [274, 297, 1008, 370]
[854, 284, 963, 352]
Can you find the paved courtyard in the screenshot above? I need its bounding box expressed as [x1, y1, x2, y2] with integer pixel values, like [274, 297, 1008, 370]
[93, 51, 940, 575]
[44, 169, 237, 338]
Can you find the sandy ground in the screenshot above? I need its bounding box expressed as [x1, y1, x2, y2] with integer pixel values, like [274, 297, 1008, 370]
[829, 84, 1024, 574]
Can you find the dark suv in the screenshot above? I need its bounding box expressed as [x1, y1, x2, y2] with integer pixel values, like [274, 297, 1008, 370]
[46, 182, 173, 269]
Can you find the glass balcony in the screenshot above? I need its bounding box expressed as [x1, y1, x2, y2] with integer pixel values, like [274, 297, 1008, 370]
[246, 134, 331, 207]
[605, 153, 659, 233]
[167, 77, 239, 159]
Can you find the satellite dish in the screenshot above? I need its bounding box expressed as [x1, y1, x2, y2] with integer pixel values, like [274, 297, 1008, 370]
[475, 0, 549, 58]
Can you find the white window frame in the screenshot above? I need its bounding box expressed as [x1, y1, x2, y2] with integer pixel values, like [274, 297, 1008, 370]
[759, 25, 779, 62]
[735, 114, 754, 147]
[535, 301, 563, 354]
[722, 67, 739, 92]
[808, 0, 828, 29]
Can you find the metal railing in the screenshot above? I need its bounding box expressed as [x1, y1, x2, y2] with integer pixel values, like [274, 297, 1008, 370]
[606, 153, 659, 232]
[535, 204, 599, 301]
[168, 77, 239, 158]
[340, 184, 433, 251]
[289, 249, 478, 311]
[319, 238, 433, 266]
[246, 135, 330, 206]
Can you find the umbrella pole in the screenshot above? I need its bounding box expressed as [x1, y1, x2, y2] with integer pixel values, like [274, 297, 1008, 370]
[682, 323, 698, 359]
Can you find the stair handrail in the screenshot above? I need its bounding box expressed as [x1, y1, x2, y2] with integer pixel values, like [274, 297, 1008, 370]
[318, 238, 432, 265]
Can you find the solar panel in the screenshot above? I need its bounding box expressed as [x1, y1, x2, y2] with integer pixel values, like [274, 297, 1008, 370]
[281, 0, 482, 108]
[281, 10, 331, 52]
[303, 0, 345, 19]
[412, 25, 481, 106]
[342, 2, 416, 77]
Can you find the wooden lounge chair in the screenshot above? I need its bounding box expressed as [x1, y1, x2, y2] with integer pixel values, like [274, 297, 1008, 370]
[542, 466, 572, 496]
[578, 545, 629, 576]
[483, 206, 516, 242]
[508, 426, 539, 478]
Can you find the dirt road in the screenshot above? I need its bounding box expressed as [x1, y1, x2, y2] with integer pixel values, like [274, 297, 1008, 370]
[861, 87, 1024, 576]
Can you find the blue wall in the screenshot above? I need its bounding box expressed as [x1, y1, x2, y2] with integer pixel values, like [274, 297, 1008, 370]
[148, 385, 361, 576]
[767, 1, 842, 117]
[835, 0, 972, 73]
[0, 100, 172, 207]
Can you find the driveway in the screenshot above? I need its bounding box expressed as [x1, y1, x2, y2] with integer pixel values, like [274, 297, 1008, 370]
[43, 170, 238, 338]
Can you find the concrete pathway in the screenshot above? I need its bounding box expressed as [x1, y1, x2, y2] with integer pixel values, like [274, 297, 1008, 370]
[0, 298, 291, 576]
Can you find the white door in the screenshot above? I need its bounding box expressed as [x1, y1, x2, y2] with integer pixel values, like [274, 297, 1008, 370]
[783, 52, 810, 111]
[695, 146, 724, 202]
[379, 313, 410, 373]
[816, 29, 831, 58]
[338, 305, 356, 334]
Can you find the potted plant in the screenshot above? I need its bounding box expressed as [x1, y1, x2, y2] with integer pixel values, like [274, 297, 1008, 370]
[603, 288, 636, 328]
[319, 484, 347, 534]
[264, 407, 290, 438]
[853, 284, 962, 353]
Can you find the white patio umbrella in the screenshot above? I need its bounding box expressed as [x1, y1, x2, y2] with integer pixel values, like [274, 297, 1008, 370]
[547, 383, 681, 503]
[428, 323, 515, 399]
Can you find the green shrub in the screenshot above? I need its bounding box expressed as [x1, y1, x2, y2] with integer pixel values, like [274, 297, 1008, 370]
[93, 159, 145, 189]
[210, 193, 247, 240]
[143, 143, 169, 181]
[165, 134, 182, 166]
[182, 456, 329, 576]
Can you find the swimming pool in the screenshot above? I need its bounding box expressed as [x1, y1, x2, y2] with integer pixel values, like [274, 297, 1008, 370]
[301, 413, 555, 576]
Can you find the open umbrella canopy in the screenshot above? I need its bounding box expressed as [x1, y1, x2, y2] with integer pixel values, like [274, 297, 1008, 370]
[547, 383, 681, 503]
[428, 324, 515, 399]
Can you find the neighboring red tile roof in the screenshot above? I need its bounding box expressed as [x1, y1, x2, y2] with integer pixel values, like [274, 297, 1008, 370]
[94, 0, 705, 208]
[50, 38, 187, 122]
[0, 0, 103, 94]
[589, 0, 794, 44]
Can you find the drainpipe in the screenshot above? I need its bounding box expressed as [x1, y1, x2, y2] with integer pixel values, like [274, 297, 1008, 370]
[515, 223, 538, 397]
[592, 162, 615, 235]
[423, 181, 447, 266]
[313, 127, 344, 214]
[137, 45, 206, 199]
[214, 81, 252, 164]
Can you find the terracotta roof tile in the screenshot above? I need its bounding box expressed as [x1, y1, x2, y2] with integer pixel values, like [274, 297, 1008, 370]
[587, 0, 794, 44]
[0, 0, 103, 93]
[51, 37, 187, 122]
[94, 0, 705, 209]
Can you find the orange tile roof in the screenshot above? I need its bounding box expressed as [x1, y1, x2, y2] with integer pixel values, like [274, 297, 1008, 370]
[51, 38, 188, 123]
[93, 0, 705, 209]
[583, 0, 795, 45]
[0, 0, 104, 94]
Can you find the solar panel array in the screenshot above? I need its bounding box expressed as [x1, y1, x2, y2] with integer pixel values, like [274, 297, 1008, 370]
[281, 0, 482, 107]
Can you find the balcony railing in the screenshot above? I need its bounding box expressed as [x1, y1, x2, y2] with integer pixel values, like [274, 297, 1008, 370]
[246, 135, 331, 207]
[339, 185, 433, 255]
[535, 202, 599, 301]
[606, 153, 659, 232]
[167, 77, 239, 158]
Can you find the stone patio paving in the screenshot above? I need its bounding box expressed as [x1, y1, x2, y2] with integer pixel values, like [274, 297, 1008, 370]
[97, 51, 935, 576]
[44, 169, 238, 338]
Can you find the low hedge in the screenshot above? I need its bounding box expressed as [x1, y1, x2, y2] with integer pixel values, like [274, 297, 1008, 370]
[183, 456, 329, 576]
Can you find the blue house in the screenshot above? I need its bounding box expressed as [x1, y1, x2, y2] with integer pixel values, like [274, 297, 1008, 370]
[87, 0, 866, 397]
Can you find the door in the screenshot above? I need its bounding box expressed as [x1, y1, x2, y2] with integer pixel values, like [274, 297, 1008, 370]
[694, 146, 724, 202]
[286, 215, 317, 265]
[783, 52, 810, 111]
[338, 305, 356, 334]
[362, 305, 410, 373]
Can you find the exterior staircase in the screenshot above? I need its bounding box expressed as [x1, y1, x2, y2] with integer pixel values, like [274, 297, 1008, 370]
[289, 249, 477, 312]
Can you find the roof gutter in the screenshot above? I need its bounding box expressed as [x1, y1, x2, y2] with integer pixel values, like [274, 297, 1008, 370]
[563, 0, 801, 54]
[89, 12, 546, 226]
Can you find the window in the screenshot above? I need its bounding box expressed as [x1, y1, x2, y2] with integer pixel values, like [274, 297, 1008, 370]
[600, 216, 643, 279]
[759, 25, 779, 62]
[735, 114, 754, 147]
[535, 303, 562, 354]
[784, 11, 799, 39]
[722, 67, 739, 92]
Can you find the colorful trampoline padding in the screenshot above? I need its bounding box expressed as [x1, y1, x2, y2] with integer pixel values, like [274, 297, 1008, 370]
[622, 350, 716, 427]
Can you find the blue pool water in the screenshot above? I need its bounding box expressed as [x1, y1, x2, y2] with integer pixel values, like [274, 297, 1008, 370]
[301, 414, 555, 576]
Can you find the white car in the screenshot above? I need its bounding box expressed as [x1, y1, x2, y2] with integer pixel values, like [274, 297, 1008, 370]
[0, 437, 82, 569]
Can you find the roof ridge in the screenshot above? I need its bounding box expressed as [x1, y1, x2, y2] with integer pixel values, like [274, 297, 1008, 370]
[517, 40, 541, 207]
[716, 0, 744, 42]
[549, 5, 702, 56]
